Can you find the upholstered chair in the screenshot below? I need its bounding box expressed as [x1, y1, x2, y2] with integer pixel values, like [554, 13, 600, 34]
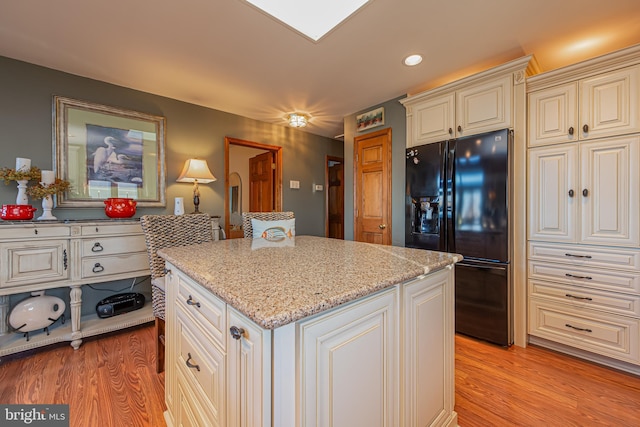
[241, 211, 295, 238]
[140, 213, 214, 373]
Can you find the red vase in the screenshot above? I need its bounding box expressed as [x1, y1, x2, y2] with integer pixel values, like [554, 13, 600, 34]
[104, 198, 137, 218]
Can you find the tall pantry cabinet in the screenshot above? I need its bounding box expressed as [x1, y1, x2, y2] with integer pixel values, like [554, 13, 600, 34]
[527, 44, 640, 374]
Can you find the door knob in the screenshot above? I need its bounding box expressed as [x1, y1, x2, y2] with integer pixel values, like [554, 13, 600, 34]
[568, 189, 574, 197]
[568, 127, 574, 136]
[379, 224, 387, 229]
[583, 124, 589, 133]
[230, 326, 245, 340]
[582, 189, 589, 197]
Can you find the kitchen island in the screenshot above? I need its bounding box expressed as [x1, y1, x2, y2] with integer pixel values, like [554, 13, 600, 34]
[159, 236, 461, 427]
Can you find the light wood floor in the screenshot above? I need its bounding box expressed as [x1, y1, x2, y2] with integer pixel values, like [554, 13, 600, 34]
[0, 324, 166, 427]
[1, 324, 639, 426]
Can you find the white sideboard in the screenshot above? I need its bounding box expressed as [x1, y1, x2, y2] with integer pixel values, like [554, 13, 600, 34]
[0, 220, 152, 358]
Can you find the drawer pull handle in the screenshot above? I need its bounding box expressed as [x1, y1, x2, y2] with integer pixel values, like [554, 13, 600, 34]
[185, 353, 200, 372]
[565, 323, 592, 333]
[92, 263, 104, 273]
[230, 326, 245, 340]
[565, 273, 592, 280]
[568, 126, 574, 136]
[186, 295, 201, 308]
[565, 294, 593, 301]
[564, 253, 592, 259]
[568, 189, 574, 198]
[92, 242, 104, 252]
[63, 249, 68, 270]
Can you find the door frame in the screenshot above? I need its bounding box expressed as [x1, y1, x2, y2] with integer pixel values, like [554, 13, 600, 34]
[325, 155, 344, 238]
[224, 136, 283, 237]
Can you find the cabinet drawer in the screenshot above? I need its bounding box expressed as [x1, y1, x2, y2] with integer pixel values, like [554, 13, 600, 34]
[0, 240, 70, 288]
[177, 371, 218, 427]
[80, 223, 142, 236]
[176, 309, 225, 427]
[0, 225, 70, 239]
[529, 298, 639, 364]
[176, 272, 226, 349]
[81, 235, 147, 257]
[528, 242, 640, 272]
[528, 260, 640, 294]
[529, 279, 640, 317]
[81, 252, 148, 279]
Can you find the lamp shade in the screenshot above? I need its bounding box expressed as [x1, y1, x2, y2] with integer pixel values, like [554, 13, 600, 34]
[176, 159, 216, 183]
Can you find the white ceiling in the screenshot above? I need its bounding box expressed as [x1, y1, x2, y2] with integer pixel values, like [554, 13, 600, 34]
[1, 0, 639, 139]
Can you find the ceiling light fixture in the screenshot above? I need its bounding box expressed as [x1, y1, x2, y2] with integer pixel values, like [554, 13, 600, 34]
[288, 113, 308, 128]
[404, 54, 423, 66]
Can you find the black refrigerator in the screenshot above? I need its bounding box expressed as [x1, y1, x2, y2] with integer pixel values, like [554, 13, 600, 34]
[405, 128, 512, 346]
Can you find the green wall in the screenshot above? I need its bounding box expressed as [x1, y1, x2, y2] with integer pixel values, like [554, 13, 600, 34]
[343, 95, 407, 246]
[0, 56, 343, 236]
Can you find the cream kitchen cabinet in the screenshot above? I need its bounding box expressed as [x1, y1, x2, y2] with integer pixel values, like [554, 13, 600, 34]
[528, 135, 640, 247]
[528, 64, 640, 147]
[526, 44, 640, 374]
[402, 55, 536, 147]
[0, 220, 152, 358]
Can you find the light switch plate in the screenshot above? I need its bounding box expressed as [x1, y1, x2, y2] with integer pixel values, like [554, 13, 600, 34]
[290, 180, 300, 189]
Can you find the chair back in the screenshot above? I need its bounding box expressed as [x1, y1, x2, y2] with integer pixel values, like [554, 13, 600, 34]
[140, 213, 214, 280]
[242, 211, 295, 238]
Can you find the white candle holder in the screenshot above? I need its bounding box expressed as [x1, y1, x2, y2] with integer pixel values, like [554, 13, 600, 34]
[16, 180, 29, 205]
[37, 195, 57, 221]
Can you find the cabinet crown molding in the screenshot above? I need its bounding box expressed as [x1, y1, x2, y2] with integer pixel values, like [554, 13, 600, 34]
[401, 55, 538, 107]
[527, 43, 640, 92]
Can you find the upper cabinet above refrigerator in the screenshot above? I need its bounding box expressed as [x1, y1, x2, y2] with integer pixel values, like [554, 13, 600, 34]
[401, 55, 538, 147]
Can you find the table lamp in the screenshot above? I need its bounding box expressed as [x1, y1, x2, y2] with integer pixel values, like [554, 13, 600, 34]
[176, 158, 216, 213]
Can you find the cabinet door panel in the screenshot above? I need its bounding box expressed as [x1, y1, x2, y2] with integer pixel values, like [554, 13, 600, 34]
[1, 240, 70, 288]
[227, 307, 270, 427]
[403, 269, 453, 427]
[456, 74, 512, 136]
[300, 288, 397, 427]
[411, 93, 455, 146]
[528, 83, 578, 146]
[528, 145, 578, 242]
[580, 65, 640, 139]
[580, 136, 640, 246]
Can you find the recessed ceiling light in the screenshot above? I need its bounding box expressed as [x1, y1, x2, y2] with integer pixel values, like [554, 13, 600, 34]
[404, 54, 423, 66]
[245, 0, 371, 42]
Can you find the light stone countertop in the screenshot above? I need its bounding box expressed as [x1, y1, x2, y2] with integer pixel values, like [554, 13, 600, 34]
[159, 235, 462, 329]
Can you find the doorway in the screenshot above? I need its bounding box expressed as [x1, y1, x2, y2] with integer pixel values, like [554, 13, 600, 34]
[224, 137, 282, 239]
[325, 155, 344, 239]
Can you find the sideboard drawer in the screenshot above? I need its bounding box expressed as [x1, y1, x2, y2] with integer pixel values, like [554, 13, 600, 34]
[81, 252, 148, 280]
[81, 235, 147, 257]
[0, 225, 71, 240]
[529, 298, 640, 364]
[0, 240, 70, 288]
[80, 223, 142, 237]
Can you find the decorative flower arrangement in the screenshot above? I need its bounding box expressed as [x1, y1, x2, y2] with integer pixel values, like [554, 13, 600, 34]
[0, 166, 41, 184]
[26, 178, 71, 200]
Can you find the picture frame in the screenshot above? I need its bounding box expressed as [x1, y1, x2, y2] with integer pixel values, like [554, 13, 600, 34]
[53, 96, 166, 207]
[356, 107, 384, 132]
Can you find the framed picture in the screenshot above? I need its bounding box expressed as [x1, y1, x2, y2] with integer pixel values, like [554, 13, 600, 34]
[53, 96, 166, 207]
[356, 107, 384, 132]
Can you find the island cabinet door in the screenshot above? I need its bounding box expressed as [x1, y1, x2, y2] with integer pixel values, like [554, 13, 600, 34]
[227, 307, 272, 427]
[402, 267, 456, 427]
[299, 287, 399, 427]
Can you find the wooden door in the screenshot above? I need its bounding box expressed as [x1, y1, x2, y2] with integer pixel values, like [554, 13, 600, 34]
[354, 128, 392, 244]
[326, 156, 344, 239]
[249, 151, 274, 212]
